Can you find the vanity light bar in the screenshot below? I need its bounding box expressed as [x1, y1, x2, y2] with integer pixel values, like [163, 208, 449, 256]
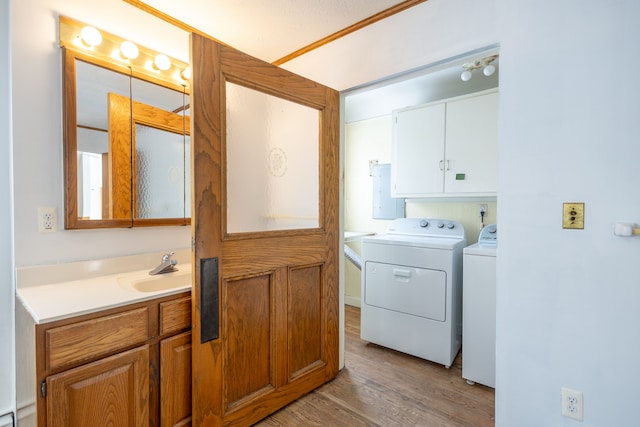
[59, 16, 190, 92]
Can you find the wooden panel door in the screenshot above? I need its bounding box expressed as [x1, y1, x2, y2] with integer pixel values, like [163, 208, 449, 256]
[190, 33, 339, 426]
[46, 345, 149, 427]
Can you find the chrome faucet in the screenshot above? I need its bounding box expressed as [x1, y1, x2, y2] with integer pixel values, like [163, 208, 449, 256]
[149, 251, 178, 275]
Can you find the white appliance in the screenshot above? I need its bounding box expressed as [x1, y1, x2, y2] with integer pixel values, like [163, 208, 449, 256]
[361, 218, 466, 368]
[462, 224, 497, 388]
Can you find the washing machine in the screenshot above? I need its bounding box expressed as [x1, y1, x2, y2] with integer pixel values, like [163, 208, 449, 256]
[462, 224, 497, 388]
[361, 218, 467, 368]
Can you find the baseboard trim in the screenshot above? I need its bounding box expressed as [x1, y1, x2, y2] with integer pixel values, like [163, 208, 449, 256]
[344, 295, 361, 308]
[16, 402, 35, 427]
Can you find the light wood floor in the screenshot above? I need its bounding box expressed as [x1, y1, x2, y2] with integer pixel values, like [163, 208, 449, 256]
[256, 305, 495, 426]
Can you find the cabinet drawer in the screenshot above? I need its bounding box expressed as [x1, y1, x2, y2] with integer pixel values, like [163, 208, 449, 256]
[46, 307, 149, 370]
[159, 296, 191, 335]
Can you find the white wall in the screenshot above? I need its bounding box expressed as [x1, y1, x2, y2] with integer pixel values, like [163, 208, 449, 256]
[11, 0, 191, 267]
[495, 1, 640, 425]
[0, 0, 16, 419]
[291, 0, 640, 425]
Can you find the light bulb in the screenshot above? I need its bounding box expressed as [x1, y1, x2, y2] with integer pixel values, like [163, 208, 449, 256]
[120, 41, 139, 60]
[483, 64, 496, 77]
[460, 70, 472, 82]
[80, 26, 102, 47]
[180, 67, 191, 81]
[154, 54, 171, 71]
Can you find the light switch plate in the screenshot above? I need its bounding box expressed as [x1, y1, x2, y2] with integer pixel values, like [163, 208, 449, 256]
[562, 202, 584, 229]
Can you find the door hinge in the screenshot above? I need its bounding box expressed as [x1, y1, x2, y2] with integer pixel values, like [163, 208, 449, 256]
[191, 236, 196, 250]
[40, 380, 47, 398]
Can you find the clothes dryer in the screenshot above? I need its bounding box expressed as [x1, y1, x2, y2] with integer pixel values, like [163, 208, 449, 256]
[361, 218, 466, 368]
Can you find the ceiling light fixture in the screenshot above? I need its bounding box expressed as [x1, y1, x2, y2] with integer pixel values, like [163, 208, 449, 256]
[460, 55, 498, 82]
[80, 26, 102, 48]
[483, 64, 496, 77]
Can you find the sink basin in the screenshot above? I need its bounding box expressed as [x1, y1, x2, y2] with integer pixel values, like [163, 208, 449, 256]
[118, 268, 191, 293]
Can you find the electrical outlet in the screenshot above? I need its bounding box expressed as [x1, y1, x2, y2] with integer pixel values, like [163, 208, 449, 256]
[561, 387, 584, 421]
[38, 207, 58, 233]
[479, 204, 488, 217]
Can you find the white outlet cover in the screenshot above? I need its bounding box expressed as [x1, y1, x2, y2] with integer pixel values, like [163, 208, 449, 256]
[38, 207, 58, 233]
[561, 387, 584, 421]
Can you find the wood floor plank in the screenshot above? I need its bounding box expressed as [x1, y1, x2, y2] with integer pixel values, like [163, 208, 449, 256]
[255, 305, 495, 426]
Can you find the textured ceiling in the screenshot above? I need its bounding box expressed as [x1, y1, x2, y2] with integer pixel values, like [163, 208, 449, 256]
[134, 0, 411, 62]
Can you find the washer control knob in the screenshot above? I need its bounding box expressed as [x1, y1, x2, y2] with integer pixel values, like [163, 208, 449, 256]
[437, 222, 445, 228]
[419, 219, 428, 228]
[447, 223, 455, 229]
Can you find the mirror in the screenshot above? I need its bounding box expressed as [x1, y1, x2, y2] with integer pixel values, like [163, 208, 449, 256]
[61, 18, 191, 229]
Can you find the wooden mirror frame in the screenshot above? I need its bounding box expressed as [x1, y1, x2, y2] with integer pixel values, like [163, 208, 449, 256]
[108, 92, 191, 221]
[62, 47, 191, 229]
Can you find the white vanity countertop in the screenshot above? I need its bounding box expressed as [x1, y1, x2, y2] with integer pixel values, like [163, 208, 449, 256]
[17, 249, 192, 324]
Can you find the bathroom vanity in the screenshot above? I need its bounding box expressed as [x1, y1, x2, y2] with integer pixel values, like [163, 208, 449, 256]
[16, 251, 192, 427]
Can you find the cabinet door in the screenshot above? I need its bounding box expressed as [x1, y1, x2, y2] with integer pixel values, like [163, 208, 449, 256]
[392, 103, 445, 196]
[444, 91, 498, 194]
[47, 345, 149, 427]
[160, 331, 192, 427]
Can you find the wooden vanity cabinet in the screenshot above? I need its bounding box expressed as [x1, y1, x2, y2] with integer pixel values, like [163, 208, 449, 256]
[158, 296, 192, 427]
[46, 345, 150, 426]
[160, 331, 192, 427]
[35, 292, 192, 427]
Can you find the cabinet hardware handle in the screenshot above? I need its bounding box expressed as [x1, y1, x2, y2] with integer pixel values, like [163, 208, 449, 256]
[439, 160, 444, 171]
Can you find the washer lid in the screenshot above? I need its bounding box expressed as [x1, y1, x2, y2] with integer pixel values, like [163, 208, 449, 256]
[464, 242, 497, 256]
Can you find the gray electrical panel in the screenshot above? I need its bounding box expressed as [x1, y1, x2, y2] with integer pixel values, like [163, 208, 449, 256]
[372, 163, 405, 220]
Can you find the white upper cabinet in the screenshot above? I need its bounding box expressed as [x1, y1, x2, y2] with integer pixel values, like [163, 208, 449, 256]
[392, 102, 446, 195]
[391, 89, 498, 198]
[444, 91, 498, 194]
